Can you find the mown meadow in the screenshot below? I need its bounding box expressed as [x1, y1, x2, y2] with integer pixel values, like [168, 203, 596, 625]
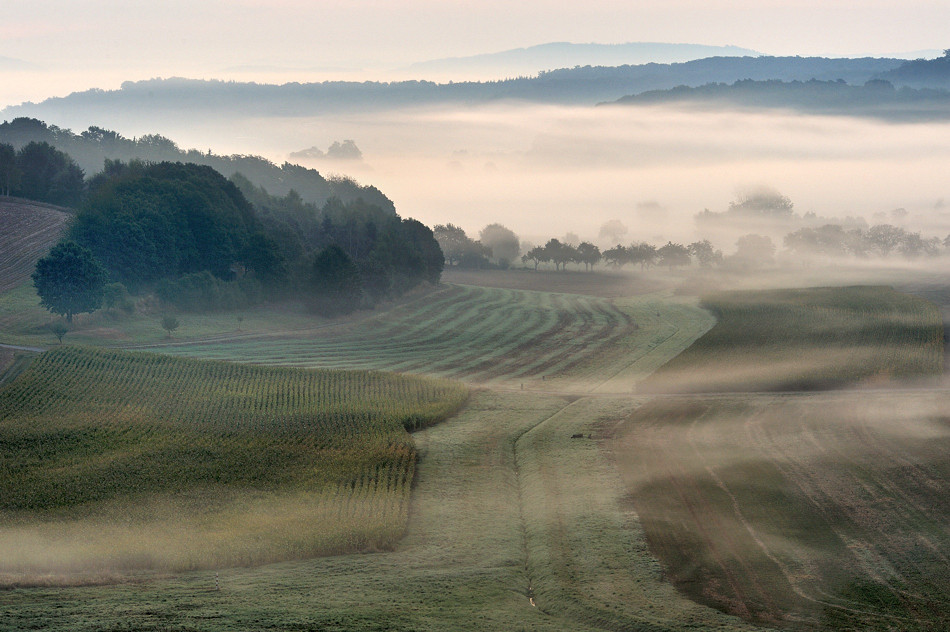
[0, 346, 467, 580]
[644, 286, 944, 392]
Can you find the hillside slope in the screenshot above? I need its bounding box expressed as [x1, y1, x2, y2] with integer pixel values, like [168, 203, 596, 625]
[0, 198, 70, 293]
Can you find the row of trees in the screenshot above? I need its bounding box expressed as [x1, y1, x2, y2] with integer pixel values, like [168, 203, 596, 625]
[433, 223, 520, 268]
[784, 223, 949, 259]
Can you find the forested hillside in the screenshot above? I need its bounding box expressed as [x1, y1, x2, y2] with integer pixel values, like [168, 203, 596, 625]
[0, 117, 393, 211]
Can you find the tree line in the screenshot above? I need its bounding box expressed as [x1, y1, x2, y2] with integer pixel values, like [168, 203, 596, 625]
[434, 219, 950, 276]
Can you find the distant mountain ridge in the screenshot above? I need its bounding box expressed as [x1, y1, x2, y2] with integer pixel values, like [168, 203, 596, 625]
[609, 78, 950, 121]
[878, 51, 950, 88]
[406, 42, 762, 77]
[2, 56, 909, 127]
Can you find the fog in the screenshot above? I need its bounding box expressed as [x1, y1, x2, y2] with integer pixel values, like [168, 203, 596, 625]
[104, 102, 950, 247]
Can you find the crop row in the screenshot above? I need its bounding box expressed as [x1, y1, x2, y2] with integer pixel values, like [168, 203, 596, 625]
[158, 284, 641, 386]
[0, 346, 467, 572]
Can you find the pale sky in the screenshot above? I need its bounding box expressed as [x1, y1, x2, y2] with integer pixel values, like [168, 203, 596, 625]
[2, 1, 948, 105]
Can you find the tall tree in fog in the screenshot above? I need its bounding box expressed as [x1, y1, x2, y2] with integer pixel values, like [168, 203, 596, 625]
[657, 242, 691, 270]
[598, 219, 628, 246]
[478, 223, 520, 266]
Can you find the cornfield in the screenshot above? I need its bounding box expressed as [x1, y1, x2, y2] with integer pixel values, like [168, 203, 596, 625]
[0, 346, 468, 575]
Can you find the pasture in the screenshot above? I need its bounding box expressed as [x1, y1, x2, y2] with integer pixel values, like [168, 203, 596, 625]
[0, 346, 467, 580]
[151, 284, 715, 394]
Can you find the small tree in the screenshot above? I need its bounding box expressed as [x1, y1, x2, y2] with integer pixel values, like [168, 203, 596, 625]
[32, 241, 107, 323]
[161, 314, 180, 338]
[49, 321, 69, 344]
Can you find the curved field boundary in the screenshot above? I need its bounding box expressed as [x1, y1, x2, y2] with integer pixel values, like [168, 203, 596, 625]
[516, 396, 760, 631]
[0, 198, 70, 293]
[152, 284, 714, 394]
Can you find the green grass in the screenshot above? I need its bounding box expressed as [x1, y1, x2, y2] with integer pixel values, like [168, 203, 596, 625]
[644, 286, 944, 392]
[0, 346, 467, 578]
[147, 285, 714, 394]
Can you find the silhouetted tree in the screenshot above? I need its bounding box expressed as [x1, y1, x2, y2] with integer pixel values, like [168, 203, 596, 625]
[688, 239, 722, 267]
[657, 242, 691, 270]
[598, 220, 628, 245]
[602, 245, 629, 268]
[0, 143, 19, 196]
[575, 242, 602, 271]
[867, 224, 906, 257]
[15, 141, 84, 206]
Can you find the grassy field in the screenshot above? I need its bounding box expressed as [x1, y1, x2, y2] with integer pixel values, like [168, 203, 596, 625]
[0, 391, 766, 632]
[610, 391, 950, 630]
[0, 346, 467, 581]
[147, 285, 714, 394]
[644, 286, 944, 392]
[2, 203, 947, 631]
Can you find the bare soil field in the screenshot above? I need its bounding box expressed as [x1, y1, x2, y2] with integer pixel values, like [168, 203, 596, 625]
[442, 267, 668, 297]
[610, 391, 950, 631]
[0, 198, 70, 293]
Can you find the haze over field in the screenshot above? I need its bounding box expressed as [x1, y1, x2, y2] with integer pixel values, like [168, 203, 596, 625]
[55, 103, 944, 245]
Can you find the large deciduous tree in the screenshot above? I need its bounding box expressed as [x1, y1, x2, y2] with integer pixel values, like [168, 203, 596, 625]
[478, 223, 520, 266]
[32, 241, 107, 323]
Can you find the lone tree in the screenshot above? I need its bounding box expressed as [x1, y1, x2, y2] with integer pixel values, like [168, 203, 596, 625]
[32, 241, 107, 323]
[160, 314, 180, 338]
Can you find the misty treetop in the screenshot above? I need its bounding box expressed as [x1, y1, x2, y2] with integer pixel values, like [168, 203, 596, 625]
[0, 117, 393, 211]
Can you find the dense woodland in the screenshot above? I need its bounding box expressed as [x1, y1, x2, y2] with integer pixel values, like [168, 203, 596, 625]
[3, 120, 443, 319]
[612, 75, 950, 121]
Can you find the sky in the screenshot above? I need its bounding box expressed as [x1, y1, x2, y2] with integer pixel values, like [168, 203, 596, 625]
[2, 1, 949, 105]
